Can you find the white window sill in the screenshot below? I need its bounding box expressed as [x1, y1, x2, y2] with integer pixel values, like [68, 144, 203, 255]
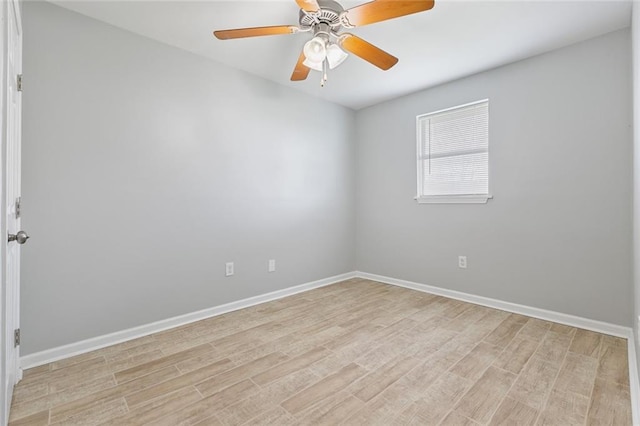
[414, 195, 493, 204]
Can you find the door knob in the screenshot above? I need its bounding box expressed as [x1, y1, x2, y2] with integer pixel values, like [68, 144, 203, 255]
[8, 231, 29, 244]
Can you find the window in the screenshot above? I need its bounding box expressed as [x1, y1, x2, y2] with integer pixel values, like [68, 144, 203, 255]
[416, 99, 491, 204]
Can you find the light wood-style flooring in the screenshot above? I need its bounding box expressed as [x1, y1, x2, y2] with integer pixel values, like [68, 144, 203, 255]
[9, 279, 632, 425]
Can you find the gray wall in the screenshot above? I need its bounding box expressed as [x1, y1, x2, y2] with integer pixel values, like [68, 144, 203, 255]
[355, 29, 633, 326]
[21, 2, 356, 355]
[632, 2, 640, 377]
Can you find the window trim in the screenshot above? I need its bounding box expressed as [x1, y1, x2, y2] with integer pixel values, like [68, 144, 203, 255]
[415, 99, 492, 204]
[414, 194, 493, 204]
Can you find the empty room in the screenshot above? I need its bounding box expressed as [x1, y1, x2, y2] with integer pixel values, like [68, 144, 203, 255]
[1, 0, 640, 424]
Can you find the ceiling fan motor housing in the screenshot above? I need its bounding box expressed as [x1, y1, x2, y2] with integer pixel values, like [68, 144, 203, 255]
[299, 0, 344, 32]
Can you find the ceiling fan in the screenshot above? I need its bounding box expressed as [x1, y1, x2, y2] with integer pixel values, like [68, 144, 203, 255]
[213, 0, 435, 86]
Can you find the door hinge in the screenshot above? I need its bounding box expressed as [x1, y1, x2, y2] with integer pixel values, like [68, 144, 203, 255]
[15, 196, 20, 219]
[16, 74, 22, 92]
[14, 329, 20, 347]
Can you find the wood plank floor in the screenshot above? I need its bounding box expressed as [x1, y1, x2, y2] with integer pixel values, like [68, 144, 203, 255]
[9, 279, 632, 425]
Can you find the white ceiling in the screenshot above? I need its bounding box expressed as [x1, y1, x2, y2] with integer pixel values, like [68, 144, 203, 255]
[50, 0, 632, 110]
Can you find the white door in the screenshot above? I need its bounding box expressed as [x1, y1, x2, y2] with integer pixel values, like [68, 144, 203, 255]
[1, 0, 22, 423]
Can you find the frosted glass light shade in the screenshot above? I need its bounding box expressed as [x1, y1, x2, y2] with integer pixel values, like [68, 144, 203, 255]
[303, 37, 327, 63]
[326, 44, 348, 69]
[302, 58, 323, 71]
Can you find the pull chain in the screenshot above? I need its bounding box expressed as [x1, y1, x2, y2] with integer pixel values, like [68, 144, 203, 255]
[320, 58, 328, 87]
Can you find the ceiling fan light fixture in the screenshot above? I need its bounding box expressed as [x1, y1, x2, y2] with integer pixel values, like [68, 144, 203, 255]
[303, 43, 347, 72]
[326, 44, 348, 69]
[303, 36, 327, 63]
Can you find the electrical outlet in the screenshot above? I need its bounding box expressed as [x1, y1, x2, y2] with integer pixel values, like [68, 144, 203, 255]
[458, 256, 467, 269]
[225, 262, 234, 277]
[268, 259, 276, 273]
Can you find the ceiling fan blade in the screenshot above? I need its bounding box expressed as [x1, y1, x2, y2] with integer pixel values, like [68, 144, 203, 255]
[342, 0, 435, 27]
[214, 25, 298, 40]
[291, 50, 311, 81]
[295, 0, 320, 12]
[339, 34, 398, 70]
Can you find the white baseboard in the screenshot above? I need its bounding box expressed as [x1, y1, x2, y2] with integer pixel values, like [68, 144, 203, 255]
[355, 271, 631, 338]
[627, 334, 640, 426]
[20, 271, 357, 369]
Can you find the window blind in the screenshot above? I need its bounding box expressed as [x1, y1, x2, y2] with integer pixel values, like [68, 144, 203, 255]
[418, 100, 489, 197]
